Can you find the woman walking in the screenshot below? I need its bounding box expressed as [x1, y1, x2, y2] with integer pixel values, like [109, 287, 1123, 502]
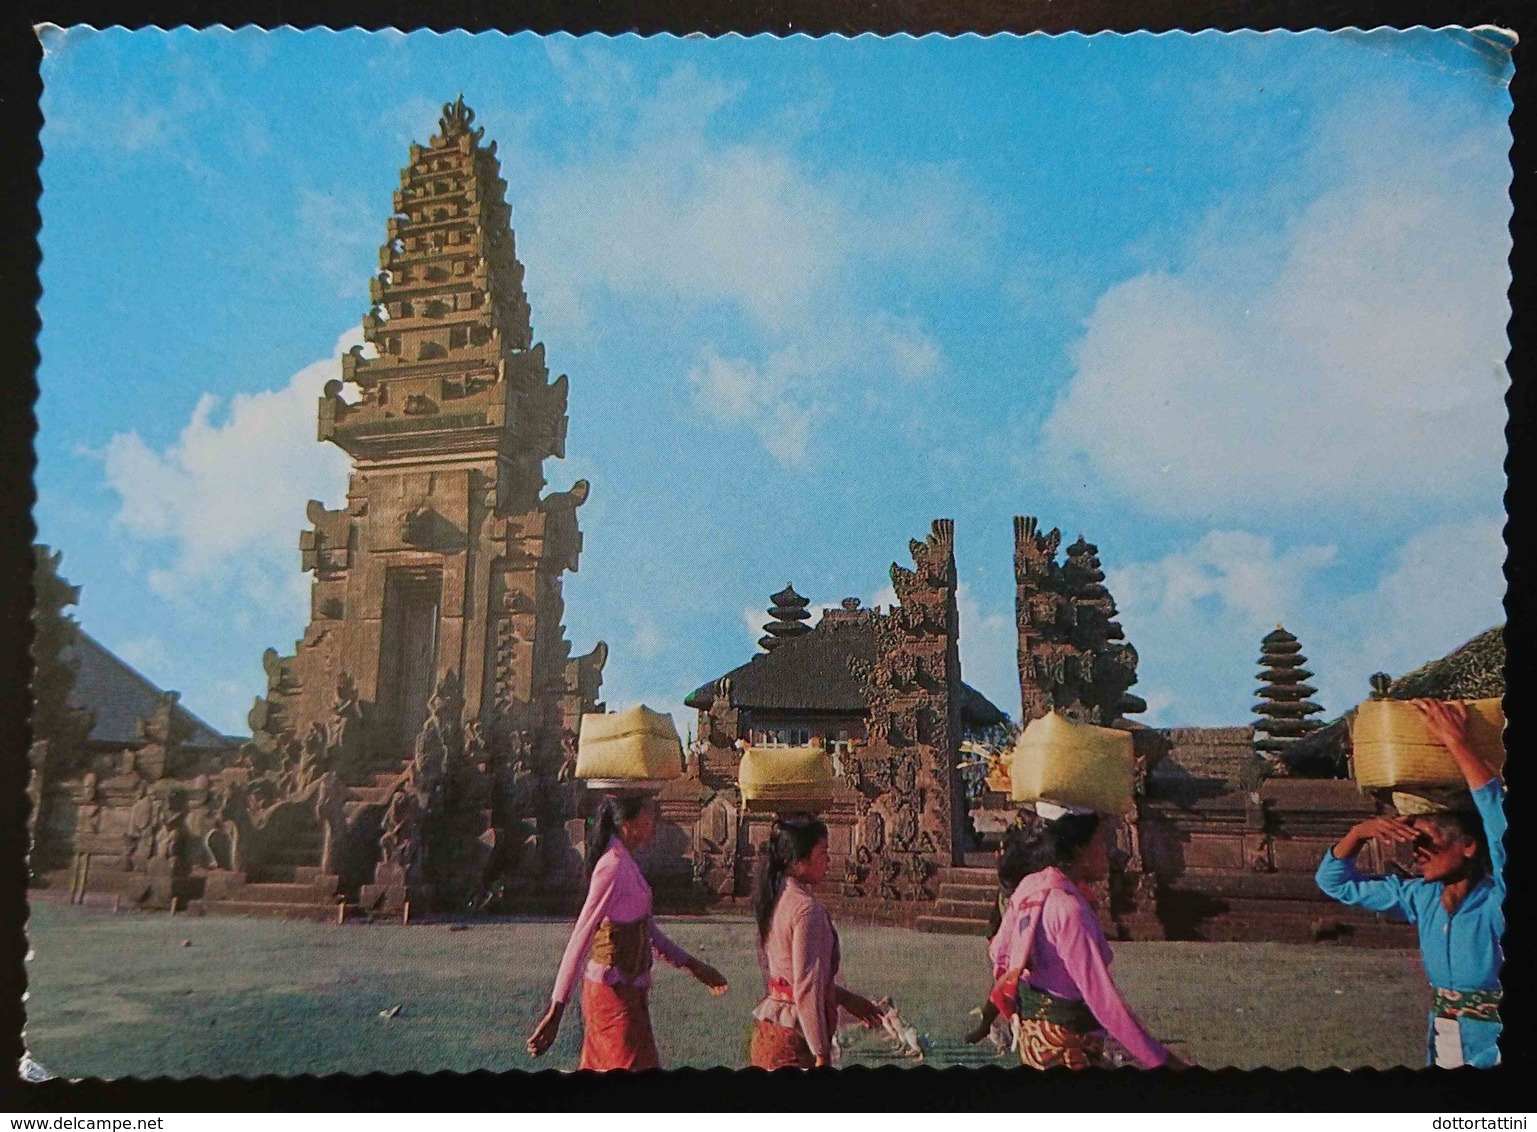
[1315, 699, 1504, 1068]
[527, 794, 728, 1070]
[749, 814, 885, 1068]
[987, 805, 1185, 1070]
[964, 825, 1033, 1046]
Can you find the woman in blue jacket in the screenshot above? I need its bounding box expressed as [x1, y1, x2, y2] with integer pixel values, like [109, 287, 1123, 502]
[1315, 699, 1504, 1067]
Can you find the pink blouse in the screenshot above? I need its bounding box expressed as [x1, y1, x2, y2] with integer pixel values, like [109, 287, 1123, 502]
[549, 838, 694, 1005]
[753, 877, 840, 1060]
[990, 866, 1169, 1069]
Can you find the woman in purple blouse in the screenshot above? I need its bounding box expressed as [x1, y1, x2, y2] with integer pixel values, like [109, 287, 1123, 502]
[527, 794, 728, 1069]
[987, 805, 1189, 1070]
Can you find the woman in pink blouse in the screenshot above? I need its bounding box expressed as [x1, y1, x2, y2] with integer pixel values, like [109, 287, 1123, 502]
[526, 794, 728, 1070]
[749, 815, 885, 1069]
[987, 805, 1189, 1070]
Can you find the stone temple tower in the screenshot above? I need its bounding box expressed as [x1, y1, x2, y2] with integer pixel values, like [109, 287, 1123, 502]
[250, 97, 606, 906]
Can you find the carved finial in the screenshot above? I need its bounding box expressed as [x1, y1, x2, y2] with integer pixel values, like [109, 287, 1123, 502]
[1369, 672, 1393, 699]
[438, 94, 484, 143]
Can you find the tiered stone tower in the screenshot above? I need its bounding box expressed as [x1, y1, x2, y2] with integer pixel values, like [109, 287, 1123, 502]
[1252, 625, 1324, 763]
[249, 96, 606, 909]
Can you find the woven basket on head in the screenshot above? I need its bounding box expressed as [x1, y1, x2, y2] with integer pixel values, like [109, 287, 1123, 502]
[1009, 711, 1134, 815]
[1348, 698, 1504, 790]
[738, 745, 834, 809]
[575, 705, 684, 783]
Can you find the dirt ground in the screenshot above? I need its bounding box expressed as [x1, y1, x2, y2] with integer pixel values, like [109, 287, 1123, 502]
[23, 902, 1431, 1078]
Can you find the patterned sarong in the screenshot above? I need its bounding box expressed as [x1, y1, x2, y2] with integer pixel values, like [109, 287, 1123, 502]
[1014, 984, 1110, 1071]
[749, 1019, 817, 1069]
[1018, 1019, 1110, 1070]
[578, 979, 660, 1071]
[1433, 987, 1502, 1024]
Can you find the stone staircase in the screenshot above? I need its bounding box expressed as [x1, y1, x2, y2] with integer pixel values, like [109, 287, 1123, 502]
[915, 866, 997, 936]
[187, 768, 404, 921]
[1157, 868, 1417, 947]
[187, 866, 344, 921]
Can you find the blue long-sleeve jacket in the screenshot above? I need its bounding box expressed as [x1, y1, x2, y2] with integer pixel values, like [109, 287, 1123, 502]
[1316, 779, 1505, 1067]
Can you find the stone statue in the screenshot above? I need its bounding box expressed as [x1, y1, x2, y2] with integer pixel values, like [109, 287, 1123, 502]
[326, 674, 364, 778]
[125, 786, 158, 870]
[315, 771, 349, 875]
[204, 784, 246, 872]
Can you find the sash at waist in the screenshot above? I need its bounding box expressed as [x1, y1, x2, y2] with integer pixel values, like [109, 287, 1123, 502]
[1433, 987, 1502, 1023]
[591, 917, 652, 982]
[1015, 982, 1099, 1032]
[755, 976, 837, 1034]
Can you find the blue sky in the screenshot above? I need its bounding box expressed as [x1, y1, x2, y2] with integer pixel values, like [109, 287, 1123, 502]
[36, 28, 1512, 736]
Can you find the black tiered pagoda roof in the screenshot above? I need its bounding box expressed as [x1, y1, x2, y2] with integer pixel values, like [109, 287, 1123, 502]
[685, 608, 1006, 728]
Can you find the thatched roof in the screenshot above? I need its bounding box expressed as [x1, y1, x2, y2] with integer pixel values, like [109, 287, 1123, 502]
[1276, 626, 1504, 773]
[63, 631, 233, 751]
[684, 616, 1006, 729]
[1382, 626, 1504, 701]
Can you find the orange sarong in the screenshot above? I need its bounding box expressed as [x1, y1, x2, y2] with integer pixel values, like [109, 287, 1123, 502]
[749, 1018, 816, 1070]
[579, 979, 660, 1071]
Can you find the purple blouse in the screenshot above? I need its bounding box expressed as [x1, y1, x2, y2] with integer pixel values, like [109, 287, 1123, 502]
[550, 838, 694, 1005]
[990, 866, 1169, 1068]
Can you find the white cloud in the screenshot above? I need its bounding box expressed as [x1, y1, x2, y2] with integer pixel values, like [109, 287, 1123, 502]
[1041, 91, 1510, 521]
[1107, 531, 1337, 726]
[1110, 532, 1338, 636]
[507, 59, 982, 468]
[1106, 517, 1504, 726]
[743, 604, 766, 650]
[114, 636, 171, 680]
[103, 328, 355, 611]
[630, 613, 664, 660]
[1313, 514, 1506, 696]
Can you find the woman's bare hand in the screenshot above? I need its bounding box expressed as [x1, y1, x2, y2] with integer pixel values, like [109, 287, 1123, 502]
[1334, 815, 1416, 859]
[526, 1001, 564, 1058]
[1413, 698, 1471, 749]
[1412, 698, 1496, 789]
[688, 959, 729, 996]
[837, 989, 886, 1028]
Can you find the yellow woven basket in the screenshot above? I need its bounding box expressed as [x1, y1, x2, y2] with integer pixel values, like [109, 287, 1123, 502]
[1009, 712, 1134, 814]
[575, 705, 684, 782]
[1349, 698, 1505, 790]
[738, 746, 834, 807]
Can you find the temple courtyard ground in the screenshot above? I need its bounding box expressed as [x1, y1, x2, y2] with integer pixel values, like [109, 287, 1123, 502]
[24, 902, 1430, 1077]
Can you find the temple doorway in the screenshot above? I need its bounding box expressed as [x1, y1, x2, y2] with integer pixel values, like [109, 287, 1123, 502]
[381, 568, 442, 757]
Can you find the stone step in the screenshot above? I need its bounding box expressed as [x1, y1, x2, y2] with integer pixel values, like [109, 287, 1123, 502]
[936, 867, 996, 885]
[961, 851, 998, 869]
[186, 900, 346, 923]
[1187, 896, 1393, 922]
[915, 915, 992, 937]
[1177, 914, 1416, 947]
[217, 882, 338, 905]
[1163, 869, 1328, 900]
[935, 899, 995, 919]
[935, 882, 996, 902]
